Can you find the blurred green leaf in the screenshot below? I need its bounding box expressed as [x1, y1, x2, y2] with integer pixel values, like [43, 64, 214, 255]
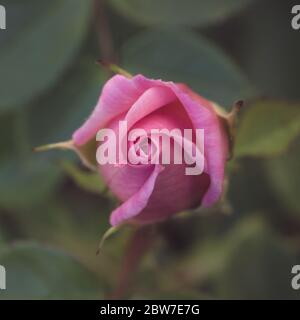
[29, 60, 106, 146]
[26, 59, 106, 203]
[227, 159, 278, 215]
[0, 0, 92, 113]
[15, 199, 115, 282]
[0, 227, 6, 248]
[215, 217, 299, 299]
[0, 109, 62, 211]
[0, 114, 16, 159]
[238, 0, 300, 101]
[0, 58, 106, 210]
[175, 216, 299, 299]
[0, 156, 62, 211]
[265, 138, 300, 215]
[108, 0, 254, 27]
[0, 242, 104, 299]
[122, 29, 253, 107]
[61, 161, 105, 195]
[235, 101, 300, 158]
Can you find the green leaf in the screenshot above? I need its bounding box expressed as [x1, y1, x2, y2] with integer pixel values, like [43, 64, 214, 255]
[108, 0, 254, 27]
[122, 29, 254, 107]
[227, 158, 278, 215]
[215, 217, 299, 299]
[265, 138, 300, 215]
[0, 108, 62, 210]
[175, 216, 299, 299]
[29, 59, 106, 147]
[0, 242, 104, 299]
[61, 161, 105, 195]
[29, 59, 106, 172]
[235, 101, 300, 157]
[0, 227, 6, 248]
[0, 0, 92, 113]
[0, 114, 16, 159]
[97, 225, 122, 254]
[0, 59, 105, 210]
[0, 156, 62, 211]
[238, 1, 300, 101]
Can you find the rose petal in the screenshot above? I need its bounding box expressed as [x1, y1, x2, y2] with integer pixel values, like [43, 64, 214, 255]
[100, 162, 155, 202]
[168, 83, 228, 206]
[73, 75, 150, 146]
[110, 164, 164, 226]
[125, 86, 175, 130]
[132, 166, 210, 225]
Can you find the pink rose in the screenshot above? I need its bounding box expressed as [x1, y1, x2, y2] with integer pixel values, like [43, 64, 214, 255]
[73, 74, 230, 226]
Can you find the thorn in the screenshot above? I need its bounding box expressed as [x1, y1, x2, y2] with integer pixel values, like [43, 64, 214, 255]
[227, 100, 244, 125]
[96, 59, 109, 68]
[230, 100, 244, 117]
[233, 100, 245, 112]
[235, 100, 244, 110]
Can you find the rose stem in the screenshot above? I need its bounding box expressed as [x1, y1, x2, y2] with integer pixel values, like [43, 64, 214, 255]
[109, 225, 155, 299]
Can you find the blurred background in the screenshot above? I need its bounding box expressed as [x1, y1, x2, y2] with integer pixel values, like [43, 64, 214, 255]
[0, 0, 300, 299]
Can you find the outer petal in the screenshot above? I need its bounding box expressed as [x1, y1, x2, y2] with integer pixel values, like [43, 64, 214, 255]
[73, 75, 149, 146]
[110, 165, 164, 226]
[132, 165, 210, 225]
[100, 162, 155, 202]
[168, 83, 228, 206]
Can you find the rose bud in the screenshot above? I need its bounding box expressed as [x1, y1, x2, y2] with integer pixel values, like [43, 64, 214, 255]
[70, 74, 236, 226]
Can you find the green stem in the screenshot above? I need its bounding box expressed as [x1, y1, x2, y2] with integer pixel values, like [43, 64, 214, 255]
[109, 225, 155, 299]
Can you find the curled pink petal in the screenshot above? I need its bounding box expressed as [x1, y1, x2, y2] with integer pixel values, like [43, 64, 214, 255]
[110, 165, 164, 226]
[125, 86, 176, 130]
[73, 75, 150, 146]
[132, 166, 210, 225]
[168, 83, 228, 206]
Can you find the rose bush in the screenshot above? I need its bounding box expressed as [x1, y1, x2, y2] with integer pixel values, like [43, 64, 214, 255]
[72, 74, 231, 226]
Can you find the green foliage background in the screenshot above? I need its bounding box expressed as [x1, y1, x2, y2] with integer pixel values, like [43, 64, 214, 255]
[0, 0, 300, 299]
